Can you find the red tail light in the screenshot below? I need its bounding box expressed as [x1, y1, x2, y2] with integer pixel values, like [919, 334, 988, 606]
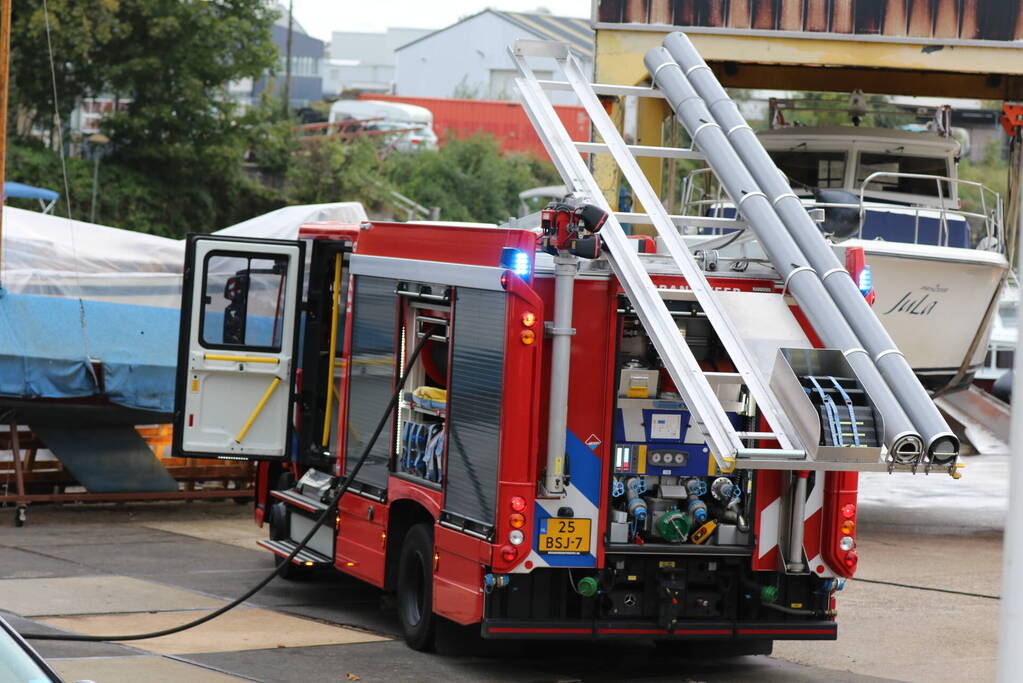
[500, 545, 518, 562]
[822, 472, 860, 578]
[510, 496, 526, 512]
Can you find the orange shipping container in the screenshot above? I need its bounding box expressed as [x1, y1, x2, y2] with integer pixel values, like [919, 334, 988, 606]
[357, 94, 588, 157]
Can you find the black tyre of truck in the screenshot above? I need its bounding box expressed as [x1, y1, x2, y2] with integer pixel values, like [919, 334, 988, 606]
[397, 523, 436, 651]
[277, 470, 297, 491]
[268, 501, 305, 581]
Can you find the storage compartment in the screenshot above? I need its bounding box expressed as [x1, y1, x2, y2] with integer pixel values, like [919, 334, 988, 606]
[396, 297, 450, 485]
[769, 348, 883, 463]
[608, 297, 755, 550]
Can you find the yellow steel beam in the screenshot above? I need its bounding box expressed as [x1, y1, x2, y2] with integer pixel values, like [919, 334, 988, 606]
[592, 97, 623, 211]
[633, 97, 669, 235]
[595, 28, 1023, 99]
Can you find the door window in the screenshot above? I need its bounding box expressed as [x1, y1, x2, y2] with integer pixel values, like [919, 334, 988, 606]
[200, 253, 289, 350]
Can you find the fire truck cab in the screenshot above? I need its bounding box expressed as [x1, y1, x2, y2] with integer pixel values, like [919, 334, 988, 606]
[173, 218, 865, 651]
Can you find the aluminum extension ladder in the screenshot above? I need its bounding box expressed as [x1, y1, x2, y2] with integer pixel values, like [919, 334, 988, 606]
[511, 40, 807, 470]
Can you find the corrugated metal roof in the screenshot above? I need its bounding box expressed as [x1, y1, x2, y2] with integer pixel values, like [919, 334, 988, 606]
[496, 11, 595, 60]
[396, 9, 593, 60]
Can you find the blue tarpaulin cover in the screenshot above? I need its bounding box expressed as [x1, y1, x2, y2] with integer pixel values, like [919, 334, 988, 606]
[0, 292, 179, 414]
[4, 181, 59, 202]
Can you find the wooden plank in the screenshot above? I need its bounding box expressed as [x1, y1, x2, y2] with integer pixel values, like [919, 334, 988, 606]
[933, 0, 960, 38]
[778, 0, 803, 30]
[832, 0, 855, 33]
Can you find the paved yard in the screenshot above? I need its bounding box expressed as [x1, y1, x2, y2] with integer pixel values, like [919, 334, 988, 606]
[0, 493, 1002, 682]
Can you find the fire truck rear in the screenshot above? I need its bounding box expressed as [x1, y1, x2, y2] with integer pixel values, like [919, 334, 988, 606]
[174, 211, 882, 652]
[172, 35, 960, 654]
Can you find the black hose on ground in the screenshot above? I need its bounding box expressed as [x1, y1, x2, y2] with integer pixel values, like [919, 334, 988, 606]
[20, 328, 436, 642]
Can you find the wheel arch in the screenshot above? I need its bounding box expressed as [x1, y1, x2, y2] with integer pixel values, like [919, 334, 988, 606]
[385, 498, 435, 591]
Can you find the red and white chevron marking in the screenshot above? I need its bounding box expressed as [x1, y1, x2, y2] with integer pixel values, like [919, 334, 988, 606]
[753, 470, 783, 571]
[753, 471, 834, 577]
[802, 472, 833, 577]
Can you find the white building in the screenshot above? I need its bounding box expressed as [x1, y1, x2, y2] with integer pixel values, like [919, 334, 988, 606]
[394, 10, 593, 105]
[324, 27, 431, 96]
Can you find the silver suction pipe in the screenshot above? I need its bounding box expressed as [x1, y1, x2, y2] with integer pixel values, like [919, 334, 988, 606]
[661, 32, 959, 465]
[644, 47, 923, 464]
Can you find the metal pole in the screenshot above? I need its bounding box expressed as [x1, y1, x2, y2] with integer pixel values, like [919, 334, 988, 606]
[645, 46, 923, 463]
[996, 141, 1023, 683]
[543, 254, 577, 495]
[283, 0, 293, 117]
[90, 154, 100, 224]
[661, 32, 958, 466]
[0, 0, 12, 286]
[787, 471, 809, 573]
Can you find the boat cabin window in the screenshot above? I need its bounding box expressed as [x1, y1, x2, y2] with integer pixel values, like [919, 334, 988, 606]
[769, 150, 846, 190]
[855, 153, 949, 196]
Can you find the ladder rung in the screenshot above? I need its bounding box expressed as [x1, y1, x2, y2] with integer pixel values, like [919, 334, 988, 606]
[736, 431, 777, 439]
[575, 141, 704, 160]
[735, 448, 806, 459]
[615, 212, 747, 231]
[536, 79, 666, 100]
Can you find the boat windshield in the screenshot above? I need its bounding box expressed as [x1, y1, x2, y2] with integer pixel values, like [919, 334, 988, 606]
[855, 153, 949, 196]
[769, 150, 846, 190]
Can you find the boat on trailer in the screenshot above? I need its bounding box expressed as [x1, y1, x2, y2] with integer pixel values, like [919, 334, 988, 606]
[680, 105, 1008, 394]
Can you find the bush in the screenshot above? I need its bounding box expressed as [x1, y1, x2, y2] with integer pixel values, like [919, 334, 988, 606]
[284, 137, 392, 211]
[6, 138, 284, 237]
[384, 135, 560, 223]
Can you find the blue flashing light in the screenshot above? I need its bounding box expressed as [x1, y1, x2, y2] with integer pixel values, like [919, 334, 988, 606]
[857, 264, 872, 297]
[501, 247, 531, 281]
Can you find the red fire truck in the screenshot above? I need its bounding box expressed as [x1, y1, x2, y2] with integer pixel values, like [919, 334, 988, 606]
[172, 209, 877, 652]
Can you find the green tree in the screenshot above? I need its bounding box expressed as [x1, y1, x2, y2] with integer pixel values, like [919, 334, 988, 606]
[7, 0, 283, 235]
[285, 138, 392, 210]
[98, 0, 278, 177]
[9, 0, 124, 136]
[385, 135, 559, 223]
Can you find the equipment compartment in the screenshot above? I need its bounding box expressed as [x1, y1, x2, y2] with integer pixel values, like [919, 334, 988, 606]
[608, 297, 755, 551]
[396, 295, 450, 485]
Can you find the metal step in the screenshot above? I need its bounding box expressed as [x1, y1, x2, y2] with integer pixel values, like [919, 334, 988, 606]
[270, 487, 329, 513]
[257, 538, 333, 567]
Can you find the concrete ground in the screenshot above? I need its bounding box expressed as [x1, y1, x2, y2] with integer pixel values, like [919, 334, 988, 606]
[0, 455, 1005, 682]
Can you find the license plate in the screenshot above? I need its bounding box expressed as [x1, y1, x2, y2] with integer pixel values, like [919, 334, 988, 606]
[538, 517, 591, 554]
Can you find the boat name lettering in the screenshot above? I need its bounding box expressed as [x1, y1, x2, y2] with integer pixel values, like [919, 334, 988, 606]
[882, 291, 939, 317]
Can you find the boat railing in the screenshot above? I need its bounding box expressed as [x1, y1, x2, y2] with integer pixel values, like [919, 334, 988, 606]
[680, 168, 1004, 253]
[855, 172, 1003, 251]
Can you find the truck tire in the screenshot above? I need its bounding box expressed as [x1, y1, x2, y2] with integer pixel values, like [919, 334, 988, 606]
[397, 523, 436, 650]
[268, 501, 306, 581]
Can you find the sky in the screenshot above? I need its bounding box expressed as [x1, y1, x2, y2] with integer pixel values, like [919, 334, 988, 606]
[288, 1, 593, 42]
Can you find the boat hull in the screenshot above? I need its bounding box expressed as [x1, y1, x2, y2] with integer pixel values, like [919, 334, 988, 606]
[843, 239, 1008, 392]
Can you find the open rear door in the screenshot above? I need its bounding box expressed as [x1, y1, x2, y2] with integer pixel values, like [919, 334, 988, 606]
[173, 235, 305, 461]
